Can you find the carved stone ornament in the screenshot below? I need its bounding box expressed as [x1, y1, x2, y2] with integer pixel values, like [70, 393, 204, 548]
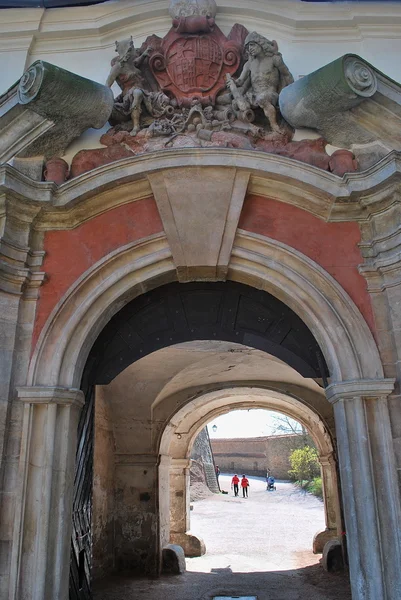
[67, 0, 364, 180]
[14, 60, 114, 159]
[104, 1, 294, 141]
[168, 0, 217, 19]
[149, 25, 241, 106]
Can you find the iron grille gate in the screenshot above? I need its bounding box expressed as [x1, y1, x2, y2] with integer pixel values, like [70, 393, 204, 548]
[69, 386, 94, 600]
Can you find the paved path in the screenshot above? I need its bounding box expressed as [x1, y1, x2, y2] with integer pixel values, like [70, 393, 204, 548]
[94, 475, 352, 600]
[189, 474, 327, 572]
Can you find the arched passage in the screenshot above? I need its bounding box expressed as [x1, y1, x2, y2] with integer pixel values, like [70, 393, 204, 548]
[15, 231, 398, 600]
[158, 384, 341, 557]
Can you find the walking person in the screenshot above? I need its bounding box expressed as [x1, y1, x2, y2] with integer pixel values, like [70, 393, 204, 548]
[231, 474, 240, 496]
[241, 474, 250, 498]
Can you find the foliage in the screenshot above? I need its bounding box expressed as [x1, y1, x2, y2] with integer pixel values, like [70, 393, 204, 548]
[288, 445, 320, 484]
[307, 477, 323, 499]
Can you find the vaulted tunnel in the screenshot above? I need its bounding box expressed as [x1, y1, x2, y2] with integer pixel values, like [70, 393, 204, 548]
[82, 280, 329, 387]
[70, 280, 331, 596]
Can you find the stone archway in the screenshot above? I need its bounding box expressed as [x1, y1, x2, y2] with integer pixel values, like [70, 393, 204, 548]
[14, 231, 398, 600]
[158, 384, 341, 556]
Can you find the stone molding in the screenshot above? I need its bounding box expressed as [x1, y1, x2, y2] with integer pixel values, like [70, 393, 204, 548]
[28, 233, 175, 387]
[37, 181, 153, 230]
[3, 151, 401, 231]
[3, 0, 401, 55]
[325, 378, 395, 404]
[170, 458, 191, 470]
[16, 385, 84, 407]
[357, 195, 401, 293]
[0, 192, 46, 296]
[148, 168, 250, 281]
[26, 227, 384, 392]
[280, 54, 401, 149]
[231, 230, 383, 382]
[159, 386, 333, 460]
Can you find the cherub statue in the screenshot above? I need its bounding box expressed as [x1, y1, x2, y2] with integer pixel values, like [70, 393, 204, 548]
[106, 37, 171, 136]
[227, 31, 294, 132]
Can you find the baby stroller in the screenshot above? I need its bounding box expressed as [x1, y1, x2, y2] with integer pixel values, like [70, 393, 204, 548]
[267, 476, 276, 491]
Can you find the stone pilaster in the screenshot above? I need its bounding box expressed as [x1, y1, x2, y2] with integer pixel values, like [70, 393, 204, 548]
[313, 452, 342, 553]
[0, 188, 46, 592]
[0, 193, 45, 471]
[169, 458, 205, 557]
[9, 387, 84, 600]
[359, 199, 401, 491]
[326, 379, 401, 600]
[170, 458, 191, 536]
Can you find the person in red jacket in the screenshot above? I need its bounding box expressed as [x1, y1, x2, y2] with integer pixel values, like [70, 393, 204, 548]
[241, 474, 250, 498]
[231, 474, 240, 496]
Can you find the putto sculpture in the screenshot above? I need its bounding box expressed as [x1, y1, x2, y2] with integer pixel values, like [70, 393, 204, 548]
[226, 32, 293, 132]
[106, 24, 293, 138]
[106, 37, 173, 136]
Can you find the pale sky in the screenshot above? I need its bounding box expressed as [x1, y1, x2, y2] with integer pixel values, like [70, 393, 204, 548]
[207, 409, 303, 439]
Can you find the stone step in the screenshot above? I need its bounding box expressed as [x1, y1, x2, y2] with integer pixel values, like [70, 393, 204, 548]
[204, 462, 220, 493]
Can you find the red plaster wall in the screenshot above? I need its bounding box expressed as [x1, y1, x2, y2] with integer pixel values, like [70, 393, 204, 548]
[33, 197, 163, 348]
[33, 193, 375, 355]
[239, 195, 375, 333]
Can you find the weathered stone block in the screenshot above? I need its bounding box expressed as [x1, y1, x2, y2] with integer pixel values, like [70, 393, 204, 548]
[322, 539, 344, 572]
[162, 544, 186, 575]
[313, 529, 338, 554]
[170, 532, 206, 557]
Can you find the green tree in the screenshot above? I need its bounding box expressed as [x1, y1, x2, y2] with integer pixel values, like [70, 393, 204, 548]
[288, 445, 320, 486]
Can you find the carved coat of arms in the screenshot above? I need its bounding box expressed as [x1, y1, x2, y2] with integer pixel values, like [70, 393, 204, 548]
[149, 23, 242, 105]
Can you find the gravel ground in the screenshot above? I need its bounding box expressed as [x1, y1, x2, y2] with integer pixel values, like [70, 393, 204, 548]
[93, 474, 352, 600]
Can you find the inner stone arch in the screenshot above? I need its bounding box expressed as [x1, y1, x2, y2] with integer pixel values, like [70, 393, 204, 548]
[158, 383, 341, 556]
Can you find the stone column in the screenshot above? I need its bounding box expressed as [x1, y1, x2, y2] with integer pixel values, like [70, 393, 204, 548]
[313, 452, 342, 553]
[9, 387, 84, 600]
[326, 379, 401, 600]
[169, 458, 205, 557]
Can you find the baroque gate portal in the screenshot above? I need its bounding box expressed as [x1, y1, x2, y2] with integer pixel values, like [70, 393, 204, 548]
[2, 2, 401, 600]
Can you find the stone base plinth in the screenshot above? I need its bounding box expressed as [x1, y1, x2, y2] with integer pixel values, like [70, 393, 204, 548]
[162, 544, 186, 574]
[170, 532, 206, 557]
[313, 528, 338, 554]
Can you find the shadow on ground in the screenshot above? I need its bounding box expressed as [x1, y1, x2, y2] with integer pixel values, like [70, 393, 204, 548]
[93, 563, 352, 600]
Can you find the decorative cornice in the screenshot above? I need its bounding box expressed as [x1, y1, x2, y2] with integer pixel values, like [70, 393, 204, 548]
[16, 385, 85, 408]
[0, 194, 47, 295]
[37, 180, 153, 230]
[0, 259, 46, 297]
[2, 149, 401, 229]
[3, 0, 401, 54]
[325, 379, 395, 404]
[170, 458, 191, 470]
